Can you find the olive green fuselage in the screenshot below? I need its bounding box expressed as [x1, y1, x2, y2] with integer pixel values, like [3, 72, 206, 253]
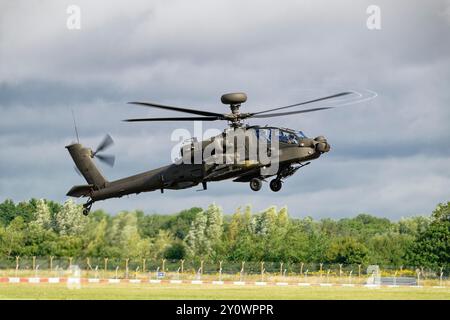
[66, 127, 329, 203]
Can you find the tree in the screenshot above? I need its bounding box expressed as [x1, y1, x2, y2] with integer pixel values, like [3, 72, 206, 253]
[108, 212, 145, 258]
[84, 217, 109, 257]
[164, 241, 186, 260]
[55, 199, 86, 236]
[367, 232, 414, 266]
[0, 216, 25, 256]
[0, 199, 17, 226]
[151, 230, 172, 259]
[227, 208, 243, 243]
[31, 199, 52, 230]
[168, 207, 202, 239]
[204, 204, 224, 259]
[326, 237, 368, 265]
[185, 210, 208, 258]
[410, 202, 450, 269]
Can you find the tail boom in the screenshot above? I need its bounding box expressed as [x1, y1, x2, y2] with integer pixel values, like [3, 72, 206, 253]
[66, 143, 108, 189]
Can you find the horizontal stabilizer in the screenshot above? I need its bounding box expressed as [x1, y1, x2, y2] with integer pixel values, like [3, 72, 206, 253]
[66, 184, 95, 197]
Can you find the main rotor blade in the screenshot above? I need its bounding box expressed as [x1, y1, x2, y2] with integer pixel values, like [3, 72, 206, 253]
[123, 116, 221, 122]
[128, 101, 224, 118]
[95, 154, 115, 167]
[251, 92, 353, 115]
[95, 134, 114, 154]
[250, 106, 334, 118]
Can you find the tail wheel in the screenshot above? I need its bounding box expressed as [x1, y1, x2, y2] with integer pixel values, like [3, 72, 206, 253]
[82, 200, 93, 216]
[269, 179, 282, 192]
[249, 178, 262, 191]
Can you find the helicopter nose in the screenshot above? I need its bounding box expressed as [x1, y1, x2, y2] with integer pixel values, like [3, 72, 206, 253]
[314, 136, 331, 153]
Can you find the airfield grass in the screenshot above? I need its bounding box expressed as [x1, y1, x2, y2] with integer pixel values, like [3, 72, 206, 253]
[0, 283, 448, 300]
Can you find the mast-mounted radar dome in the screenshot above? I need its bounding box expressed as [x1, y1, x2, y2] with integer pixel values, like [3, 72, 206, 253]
[221, 92, 247, 105]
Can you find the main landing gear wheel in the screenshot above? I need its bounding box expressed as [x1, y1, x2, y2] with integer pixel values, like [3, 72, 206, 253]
[249, 178, 262, 191]
[269, 179, 282, 192]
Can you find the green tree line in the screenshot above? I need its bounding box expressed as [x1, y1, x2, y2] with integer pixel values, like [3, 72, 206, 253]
[0, 199, 448, 270]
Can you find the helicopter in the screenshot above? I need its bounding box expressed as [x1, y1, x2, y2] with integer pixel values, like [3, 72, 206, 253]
[66, 91, 358, 215]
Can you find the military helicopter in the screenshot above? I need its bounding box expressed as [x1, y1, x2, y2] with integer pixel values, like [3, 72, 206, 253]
[66, 91, 358, 215]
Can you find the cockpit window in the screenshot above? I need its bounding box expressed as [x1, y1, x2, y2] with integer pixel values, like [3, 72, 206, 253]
[279, 130, 298, 144]
[297, 131, 307, 138]
[255, 128, 302, 144]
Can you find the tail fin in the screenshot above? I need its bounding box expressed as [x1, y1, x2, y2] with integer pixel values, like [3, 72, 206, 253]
[66, 143, 108, 189]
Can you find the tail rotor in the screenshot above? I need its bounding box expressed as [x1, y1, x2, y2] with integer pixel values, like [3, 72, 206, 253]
[91, 134, 115, 167]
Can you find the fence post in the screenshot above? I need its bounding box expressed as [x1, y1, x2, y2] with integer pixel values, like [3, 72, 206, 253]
[240, 261, 245, 281]
[49, 256, 54, 272]
[280, 262, 283, 277]
[69, 257, 73, 269]
[180, 259, 184, 274]
[319, 263, 323, 279]
[125, 258, 129, 279]
[219, 261, 223, 281]
[339, 264, 343, 278]
[358, 264, 361, 278]
[15, 256, 20, 276]
[162, 259, 166, 273]
[104, 257, 109, 274]
[32, 256, 36, 271]
[300, 262, 304, 276]
[439, 267, 443, 287]
[87, 257, 93, 270]
[394, 271, 398, 286]
[142, 258, 146, 273]
[261, 262, 265, 282]
[200, 260, 204, 275]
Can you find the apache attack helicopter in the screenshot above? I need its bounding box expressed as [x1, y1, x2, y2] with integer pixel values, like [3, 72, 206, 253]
[66, 91, 358, 215]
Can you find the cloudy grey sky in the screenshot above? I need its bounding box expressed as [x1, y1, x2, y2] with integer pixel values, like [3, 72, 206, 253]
[1, 0, 449, 219]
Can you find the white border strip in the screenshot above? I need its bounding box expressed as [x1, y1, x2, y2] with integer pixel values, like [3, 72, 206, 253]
[298, 283, 311, 286]
[88, 278, 100, 283]
[149, 279, 161, 284]
[276, 282, 289, 286]
[170, 280, 182, 284]
[129, 279, 141, 284]
[108, 279, 120, 284]
[48, 277, 60, 283]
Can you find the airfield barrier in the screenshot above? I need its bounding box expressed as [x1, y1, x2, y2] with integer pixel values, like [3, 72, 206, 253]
[0, 256, 447, 287]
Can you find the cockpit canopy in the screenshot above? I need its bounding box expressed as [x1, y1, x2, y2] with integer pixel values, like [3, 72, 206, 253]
[254, 127, 307, 144]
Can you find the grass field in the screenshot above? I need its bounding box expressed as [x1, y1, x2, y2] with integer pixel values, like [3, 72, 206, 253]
[0, 283, 449, 300]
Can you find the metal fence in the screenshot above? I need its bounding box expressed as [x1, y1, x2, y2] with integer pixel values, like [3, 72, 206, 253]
[0, 256, 447, 286]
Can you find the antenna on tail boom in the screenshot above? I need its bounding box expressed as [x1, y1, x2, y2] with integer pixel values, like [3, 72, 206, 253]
[71, 109, 80, 144]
